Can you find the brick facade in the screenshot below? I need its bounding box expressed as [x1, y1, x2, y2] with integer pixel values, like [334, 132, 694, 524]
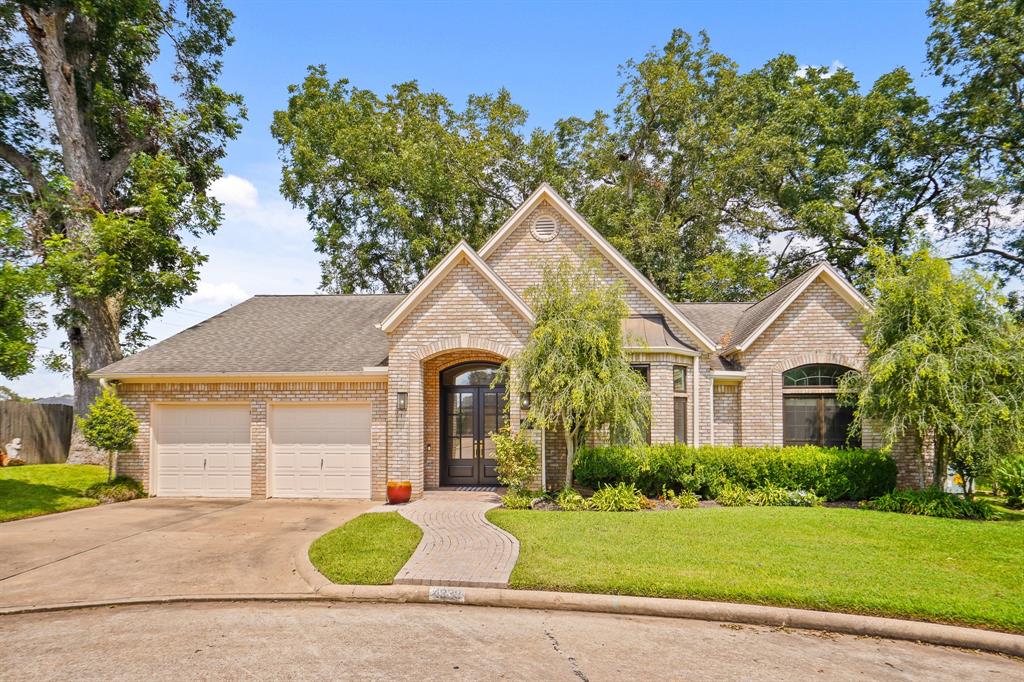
[116, 380, 388, 499]
[713, 383, 741, 446]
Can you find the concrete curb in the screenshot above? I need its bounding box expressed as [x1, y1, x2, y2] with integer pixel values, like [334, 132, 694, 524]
[1, 586, 1021, 658]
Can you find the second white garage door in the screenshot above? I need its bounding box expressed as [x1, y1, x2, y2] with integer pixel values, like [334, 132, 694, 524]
[270, 404, 372, 499]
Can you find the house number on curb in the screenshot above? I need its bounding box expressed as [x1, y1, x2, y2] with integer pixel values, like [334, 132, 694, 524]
[429, 587, 466, 603]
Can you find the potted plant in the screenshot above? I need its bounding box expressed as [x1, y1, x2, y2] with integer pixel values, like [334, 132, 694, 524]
[386, 480, 412, 504]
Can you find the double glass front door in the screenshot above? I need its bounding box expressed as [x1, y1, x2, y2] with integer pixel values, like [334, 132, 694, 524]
[441, 364, 505, 486]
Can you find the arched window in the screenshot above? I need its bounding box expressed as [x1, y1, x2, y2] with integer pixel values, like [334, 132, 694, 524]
[783, 363, 851, 387]
[782, 364, 859, 447]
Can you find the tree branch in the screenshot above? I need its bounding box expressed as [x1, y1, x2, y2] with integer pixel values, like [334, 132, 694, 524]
[0, 140, 48, 195]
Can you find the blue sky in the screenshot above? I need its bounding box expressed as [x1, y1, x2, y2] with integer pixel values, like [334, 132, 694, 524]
[11, 0, 940, 398]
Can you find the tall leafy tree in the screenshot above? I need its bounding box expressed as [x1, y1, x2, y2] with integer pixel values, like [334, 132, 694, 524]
[501, 259, 650, 486]
[272, 68, 586, 293]
[927, 0, 1024, 282]
[0, 2, 244, 423]
[840, 247, 1024, 491]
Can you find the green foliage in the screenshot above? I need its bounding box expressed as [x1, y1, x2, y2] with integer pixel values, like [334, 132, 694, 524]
[927, 0, 1024, 279]
[746, 483, 791, 507]
[500, 490, 535, 510]
[79, 389, 138, 454]
[0, 1, 244, 401]
[555, 486, 589, 511]
[662, 487, 700, 509]
[715, 482, 749, 507]
[575, 444, 896, 501]
[492, 427, 539, 492]
[84, 476, 145, 503]
[79, 388, 139, 481]
[841, 247, 1024, 489]
[503, 259, 650, 485]
[588, 482, 648, 512]
[272, 25, 1021, 298]
[863, 488, 1000, 521]
[0, 214, 45, 379]
[994, 455, 1024, 509]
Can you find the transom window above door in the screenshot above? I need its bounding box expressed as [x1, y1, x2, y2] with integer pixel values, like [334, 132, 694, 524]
[442, 363, 502, 387]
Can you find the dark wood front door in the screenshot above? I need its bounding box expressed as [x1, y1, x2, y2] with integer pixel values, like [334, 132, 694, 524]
[441, 363, 505, 486]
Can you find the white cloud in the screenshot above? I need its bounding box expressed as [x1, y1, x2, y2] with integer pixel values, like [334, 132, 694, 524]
[210, 174, 259, 209]
[186, 281, 250, 306]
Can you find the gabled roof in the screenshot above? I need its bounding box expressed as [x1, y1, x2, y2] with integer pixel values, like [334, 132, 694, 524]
[379, 241, 535, 333]
[478, 184, 719, 353]
[724, 262, 870, 354]
[94, 294, 403, 379]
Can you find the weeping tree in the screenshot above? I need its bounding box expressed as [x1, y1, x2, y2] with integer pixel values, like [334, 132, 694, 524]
[501, 259, 650, 487]
[0, 2, 244, 455]
[840, 247, 1024, 493]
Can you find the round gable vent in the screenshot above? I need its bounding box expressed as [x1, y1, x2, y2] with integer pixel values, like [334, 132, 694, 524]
[531, 215, 559, 242]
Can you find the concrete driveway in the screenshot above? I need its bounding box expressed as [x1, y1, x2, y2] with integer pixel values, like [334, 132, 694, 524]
[0, 498, 372, 609]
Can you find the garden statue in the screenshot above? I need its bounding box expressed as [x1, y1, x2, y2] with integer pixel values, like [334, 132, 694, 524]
[2, 437, 24, 466]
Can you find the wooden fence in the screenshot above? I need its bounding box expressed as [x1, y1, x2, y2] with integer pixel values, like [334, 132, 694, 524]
[0, 401, 74, 464]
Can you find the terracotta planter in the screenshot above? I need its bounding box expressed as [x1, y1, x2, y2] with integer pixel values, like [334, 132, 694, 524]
[387, 480, 412, 505]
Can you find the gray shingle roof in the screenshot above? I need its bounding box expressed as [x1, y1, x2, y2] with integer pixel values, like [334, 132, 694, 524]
[622, 315, 698, 353]
[673, 302, 752, 347]
[95, 294, 403, 377]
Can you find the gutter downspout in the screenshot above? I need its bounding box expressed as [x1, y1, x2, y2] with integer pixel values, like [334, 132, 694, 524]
[540, 428, 547, 492]
[709, 377, 715, 446]
[693, 355, 701, 448]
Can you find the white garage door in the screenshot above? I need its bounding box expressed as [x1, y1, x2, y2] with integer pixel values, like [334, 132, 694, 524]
[154, 405, 252, 498]
[271, 404, 372, 499]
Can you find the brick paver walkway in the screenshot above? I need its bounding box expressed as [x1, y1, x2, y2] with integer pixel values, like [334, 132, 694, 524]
[378, 490, 519, 589]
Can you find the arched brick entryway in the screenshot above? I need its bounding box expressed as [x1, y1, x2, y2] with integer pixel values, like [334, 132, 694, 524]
[421, 349, 507, 489]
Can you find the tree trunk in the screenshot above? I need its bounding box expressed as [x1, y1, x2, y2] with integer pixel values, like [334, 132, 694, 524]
[563, 427, 575, 488]
[933, 432, 947, 490]
[66, 295, 123, 464]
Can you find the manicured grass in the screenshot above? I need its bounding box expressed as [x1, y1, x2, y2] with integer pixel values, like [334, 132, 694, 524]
[309, 512, 422, 585]
[0, 464, 108, 522]
[487, 506, 1024, 633]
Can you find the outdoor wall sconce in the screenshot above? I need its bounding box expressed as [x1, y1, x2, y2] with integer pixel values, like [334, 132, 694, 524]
[397, 392, 408, 411]
[520, 392, 531, 410]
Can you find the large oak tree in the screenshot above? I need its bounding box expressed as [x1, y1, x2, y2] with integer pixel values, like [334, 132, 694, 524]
[0, 2, 243, 435]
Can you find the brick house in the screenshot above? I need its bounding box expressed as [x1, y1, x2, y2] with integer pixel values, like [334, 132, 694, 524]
[94, 184, 927, 500]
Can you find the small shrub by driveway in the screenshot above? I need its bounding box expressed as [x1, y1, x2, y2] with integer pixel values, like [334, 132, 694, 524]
[0, 464, 107, 522]
[309, 512, 422, 584]
[487, 506, 1024, 633]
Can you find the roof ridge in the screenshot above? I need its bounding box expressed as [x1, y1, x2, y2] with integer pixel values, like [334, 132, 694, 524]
[743, 262, 824, 309]
[252, 293, 406, 298]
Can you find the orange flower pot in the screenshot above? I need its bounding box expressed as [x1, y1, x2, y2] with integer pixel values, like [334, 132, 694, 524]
[387, 480, 412, 504]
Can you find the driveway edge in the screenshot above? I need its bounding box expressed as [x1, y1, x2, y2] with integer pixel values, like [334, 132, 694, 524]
[1, 586, 1021, 658]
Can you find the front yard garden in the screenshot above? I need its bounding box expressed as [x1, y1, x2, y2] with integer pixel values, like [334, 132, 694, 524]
[487, 505, 1024, 633]
[0, 464, 108, 522]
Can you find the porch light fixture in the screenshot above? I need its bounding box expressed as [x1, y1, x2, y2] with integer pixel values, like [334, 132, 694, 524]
[520, 392, 531, 410]
[397, 392, 408, 412]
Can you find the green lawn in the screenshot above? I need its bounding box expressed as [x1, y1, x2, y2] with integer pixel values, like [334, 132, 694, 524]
[309, 512, 422, 584]
[0, 464, 108, 522]
[487, 506, 1024, 633]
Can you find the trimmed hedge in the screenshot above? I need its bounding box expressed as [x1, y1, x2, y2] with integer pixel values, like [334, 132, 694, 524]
[574, 444, 897, 501]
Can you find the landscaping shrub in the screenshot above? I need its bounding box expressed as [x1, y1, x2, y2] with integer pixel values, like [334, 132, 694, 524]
[862, 488, 1001, 520]
[84, 476, 145, 503]
[493, 428, 539, 493]
[500, 490, 535, 510]
[994, 455, 1024, 509]
[746, 483, 791, 507]
[786, 489, 824, 507]
[556, 486, 589, 511]
[715, 482, 749, 507]
[589, 482, 647, 512]
[663, 488, 700, 509]
[575, 444, 896, 501]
